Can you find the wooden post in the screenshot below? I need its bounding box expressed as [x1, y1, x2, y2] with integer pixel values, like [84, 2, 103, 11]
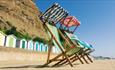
[75, 54, 84, 64]
[85, 53, 93, 63]
[47, 44, 52, 63]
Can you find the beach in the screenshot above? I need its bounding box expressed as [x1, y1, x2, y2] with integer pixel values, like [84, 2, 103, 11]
[0, 47, 115, 70]
[0, 60, 115, 70]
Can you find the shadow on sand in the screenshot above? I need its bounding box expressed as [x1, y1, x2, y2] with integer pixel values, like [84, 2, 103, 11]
[0, 63, 79, 69]
[0, 65, 50, 69]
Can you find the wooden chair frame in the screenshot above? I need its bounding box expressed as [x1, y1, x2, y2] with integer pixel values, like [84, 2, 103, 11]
[42, 23, 93, 67]
[39, 3, 94, 67]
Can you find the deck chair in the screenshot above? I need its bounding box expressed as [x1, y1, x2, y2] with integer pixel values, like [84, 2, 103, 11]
[39, 3, 86, 67]
[41, 22, 94, 67]
[69, 39, 94, 64]
[77, 40, 94, 61]
[42, 23, 85, 67]
[70, 40, 94, 64]
[52, 30, 94, 66]
[65, 32, 94, 63]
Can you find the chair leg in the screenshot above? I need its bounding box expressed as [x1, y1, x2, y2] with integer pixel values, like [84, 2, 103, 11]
[81, 54, 89, 64]
[58, 54, 81, 66]
[85, 54, 93, 63]
[54, 54, 75, 66]
[64, 54, 84, 65]
[43, 52, 63, 67]
[53, 53, 77, 67]
[70, 53, 88, 64]
[63, 52, 73, 67]
[47, 45, 52, 63]
[75, 54, 84, 64]
[52, 53, 73, 67]
[52, 58, 66, 67]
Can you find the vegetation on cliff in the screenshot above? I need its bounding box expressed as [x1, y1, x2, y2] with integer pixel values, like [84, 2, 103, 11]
[0, 0, 50, 44]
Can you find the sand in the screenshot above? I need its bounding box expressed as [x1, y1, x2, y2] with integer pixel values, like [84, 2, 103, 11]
[0, 47, 115, 70]
[0, 60, 115, 70]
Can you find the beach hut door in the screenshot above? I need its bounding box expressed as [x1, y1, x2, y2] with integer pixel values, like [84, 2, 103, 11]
[22, 41, 25, 49]
[9, 37, 13, 47]
[36, 43, 39, 51]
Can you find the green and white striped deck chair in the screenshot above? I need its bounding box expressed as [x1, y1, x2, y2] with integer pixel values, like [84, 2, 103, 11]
[65, 32, 94, 63]
[56, 31, 92, 64]
[43, 23, 83, 67]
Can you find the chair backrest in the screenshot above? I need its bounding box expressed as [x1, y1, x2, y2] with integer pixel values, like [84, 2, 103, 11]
[46, 23, 64, 52]
[41, 3, 68, 24]
[59, 16, 80, 33]
[63, 31, 82, 48]
[60, 16, 80, 27]
[46, 23, 78, 52]
[64, 31, 94, 49]
[76, 40, 93, 50]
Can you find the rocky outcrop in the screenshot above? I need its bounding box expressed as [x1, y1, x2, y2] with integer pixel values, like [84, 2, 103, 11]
[0, 0, 49, 41]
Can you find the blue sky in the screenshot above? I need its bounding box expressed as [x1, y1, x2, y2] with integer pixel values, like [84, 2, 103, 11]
[35, 0, 115, 58]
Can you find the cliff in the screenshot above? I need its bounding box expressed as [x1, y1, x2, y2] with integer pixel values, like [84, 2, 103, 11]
[0, 0, 50, 42]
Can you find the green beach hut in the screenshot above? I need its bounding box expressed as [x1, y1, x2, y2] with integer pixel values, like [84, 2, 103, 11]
[5, 35, 17, 48]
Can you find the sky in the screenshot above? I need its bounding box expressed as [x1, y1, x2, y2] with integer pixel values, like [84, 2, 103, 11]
[35, 0, 115, 58]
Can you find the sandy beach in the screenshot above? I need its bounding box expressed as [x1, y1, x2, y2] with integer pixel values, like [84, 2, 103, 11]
[0, 47, 115, 70]
[0, 60, 115, 70]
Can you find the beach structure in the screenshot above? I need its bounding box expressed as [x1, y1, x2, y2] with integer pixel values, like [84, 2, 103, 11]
[27, 40, 34, 50]
[0, 31, 7, 46]
[44, 44, 48, 52]
[21, 39, 27, 49]
[34, 41, 39, 51]
[16, 39, 21, 48]
[5, 35, 17, 48]
[0, 32, 48, 52]
[16, 39, 27, 49]
[39, 43, 44, 52]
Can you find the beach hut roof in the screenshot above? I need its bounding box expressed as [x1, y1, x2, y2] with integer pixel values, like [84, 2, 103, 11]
[7, 34, 17, 39]
[34, 41, 39, 43]
[21, 39, 26, 40]
[27, 40, 33, 42]
[17, 38, 26, 41]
